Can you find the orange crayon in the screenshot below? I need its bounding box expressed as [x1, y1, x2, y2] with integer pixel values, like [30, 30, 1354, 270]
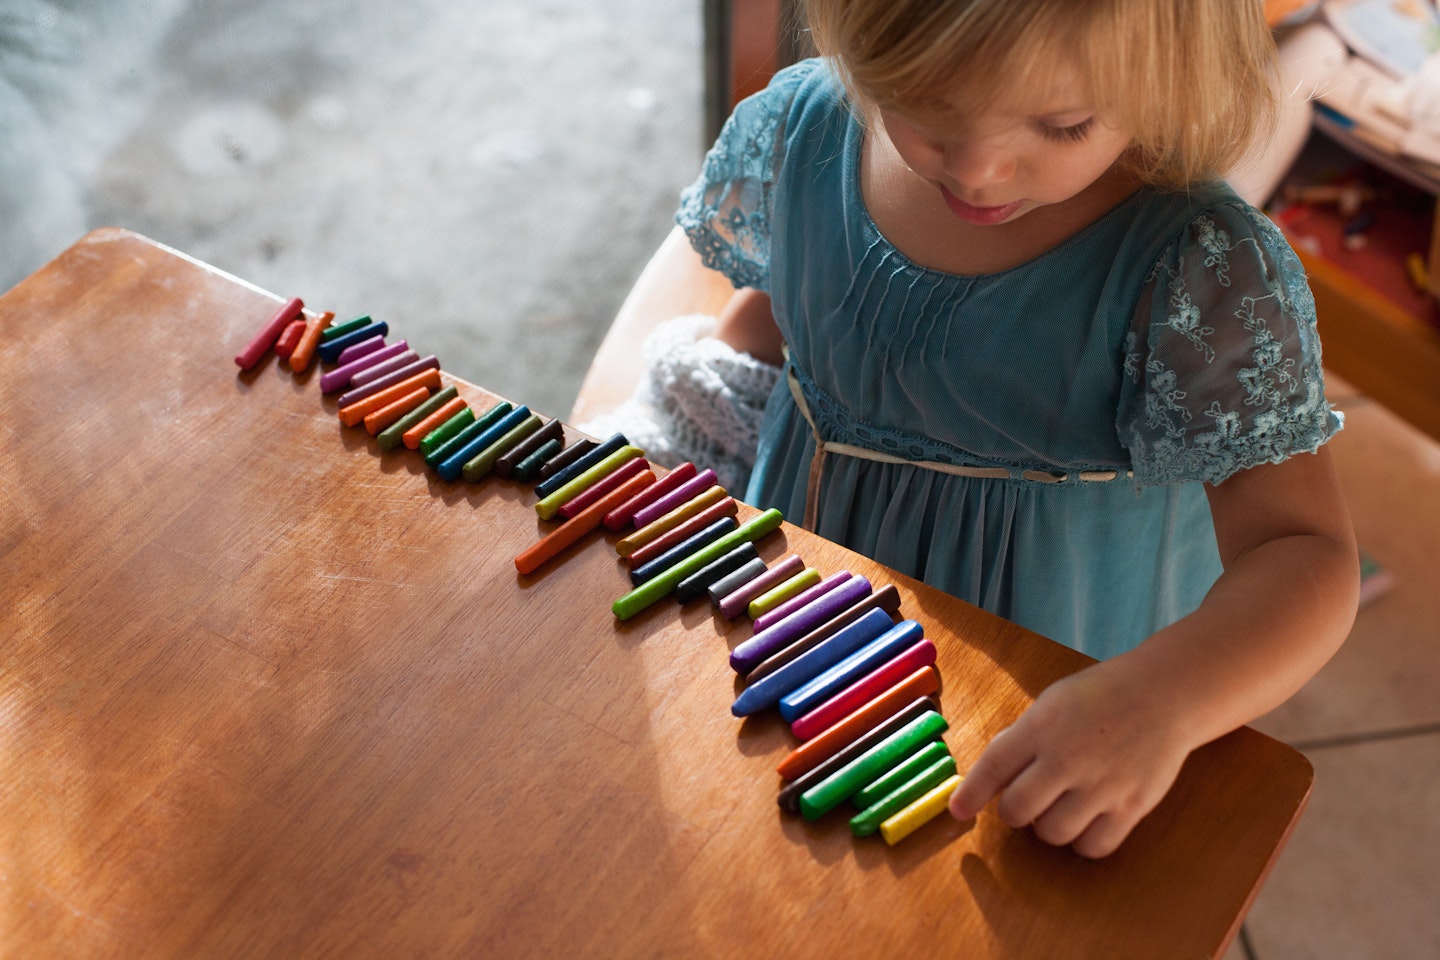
[776, 666, 940, 779]
[364, 387, 430, 435]
[515, 471, 657, 575]
[402, 396, 469, 449]
[337, 369, 441, 428]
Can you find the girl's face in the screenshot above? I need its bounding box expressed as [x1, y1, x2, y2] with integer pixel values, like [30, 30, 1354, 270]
[877, 75, 1133, 228]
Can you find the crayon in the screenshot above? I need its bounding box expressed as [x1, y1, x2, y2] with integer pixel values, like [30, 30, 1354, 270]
[319, 314, 372, 342]
[462, 414, 544, 482]
[779, 669, 942, 780]
[535, 444, 644, 520]
[396, 393, 466, 450]
[778, 620, 925, 722]
[235, 296, 304, 370]
[852, 739, 952, 809]
[729, 608, 895, 718]
[629, 517, 738, 586]
[422, 407, 484, 461]
[748, 567, 821, 621]
[675, 542, 760, 604]
[625, 496, 739, 568]
[717, 554, 805, 620]
[790, 640, 939, 740]
[336, 354, 437, 407]
[612, 508, 784, 620]
[537, 438, 597, 481]
[615, 485, 730, 559]
[746, 585, 903, 684]
[378, 386, 460, 452]
[274, 317, 307, 360]
[630, 469, 720, 529]
[335, 334, 387, 366]
[512, 438, 564, 482]
[321, 341, 409, 394]
[851, 755, 959, 838]
[437, 405, 532, 482]
[534, 433, 630, 499]
[706, 557, 769, 606]
[494, 419, 564, 478]
[730, 575, 874, 674]
[514, 471, 657, 576]
[752, 570, 854, 633]
[879, 775, 962, 845]
[603, 461, 699, 531]
[317, 320, 388, 364]
[558, 456, 652, 519]
[337, 368, 441, 428]
[288, 310, 334, 372]
[777, 698, 936, 814]
[349, 348, 428, 387]
[364, 386, 430, 435]
[798, 709, 949, 820]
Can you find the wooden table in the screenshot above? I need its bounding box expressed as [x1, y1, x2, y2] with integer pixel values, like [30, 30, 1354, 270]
[1, 229, 1311, 959]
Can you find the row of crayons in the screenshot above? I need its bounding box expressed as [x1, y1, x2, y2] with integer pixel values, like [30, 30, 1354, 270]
[235, 298, 964, 844]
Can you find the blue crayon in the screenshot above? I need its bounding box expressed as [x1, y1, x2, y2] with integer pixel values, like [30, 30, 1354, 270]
[533, 432, 628, 498]
[629, 517, 738, 586]
[424, 401, 512, 469]
[778, 619, 925, 722]
[730, 608, 895, 718]
[316, 321, 388, 364]
[437, 405, 531, 481]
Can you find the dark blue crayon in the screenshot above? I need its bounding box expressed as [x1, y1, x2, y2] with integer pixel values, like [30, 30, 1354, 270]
[424, 401, 512, 469]
[707, 557, 770, 606]
[628, 517, 738, 586]
[533, 432, 628, 499]
[674, 542, 759, 604]
[512, 437, 564, 483]
[437, 405, 531, 482]
[316, 321, 388, 364]
[730, 608, 895, 718]
[778, 619, 925, 722]
[730, 574, 875, 674]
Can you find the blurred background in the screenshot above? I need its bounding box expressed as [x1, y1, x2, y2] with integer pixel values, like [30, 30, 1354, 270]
[0, 0, 702, 418]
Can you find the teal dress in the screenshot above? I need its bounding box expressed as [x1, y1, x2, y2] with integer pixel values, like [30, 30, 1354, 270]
[676, 60, 1341, 660]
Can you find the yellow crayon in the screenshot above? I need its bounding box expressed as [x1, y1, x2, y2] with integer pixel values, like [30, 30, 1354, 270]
[615, 485, 729, 557]
[748, 567, 821, 620]
[535, 445, 644, 520]
[879, 774, 963, 845]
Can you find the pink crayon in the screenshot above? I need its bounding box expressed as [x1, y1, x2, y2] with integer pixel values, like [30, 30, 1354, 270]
[334, 335, 388, 366]
[337, 355, 440, 408]
[631, 469, 719, 529]
[235, 296, 303, 370]
[319, 341, 410, 393]
[717, 554, 805, 620]
[603, 461, 699, 531]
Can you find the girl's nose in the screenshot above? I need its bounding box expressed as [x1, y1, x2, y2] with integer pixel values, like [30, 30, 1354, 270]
[942, 140, 1014, 188]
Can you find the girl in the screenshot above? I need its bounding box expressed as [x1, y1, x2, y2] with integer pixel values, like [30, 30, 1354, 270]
[586, 0, 1359, 857]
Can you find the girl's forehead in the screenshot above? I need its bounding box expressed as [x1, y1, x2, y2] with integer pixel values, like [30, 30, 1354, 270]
[899, 61, 1100, 123]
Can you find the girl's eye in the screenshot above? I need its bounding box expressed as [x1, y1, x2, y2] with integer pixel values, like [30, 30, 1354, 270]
[1037, 118, 1095, 143]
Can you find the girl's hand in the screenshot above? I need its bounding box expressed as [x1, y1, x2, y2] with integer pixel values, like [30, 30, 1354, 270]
[947, 661, 1195, 858]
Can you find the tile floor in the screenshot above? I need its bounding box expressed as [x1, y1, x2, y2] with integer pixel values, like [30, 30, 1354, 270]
[1220, 375, 1440, 960]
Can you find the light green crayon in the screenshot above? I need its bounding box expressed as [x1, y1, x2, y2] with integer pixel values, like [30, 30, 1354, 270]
[534, 445, 643, 520]
[849, 753, 958, 837]
[852, 740, 952, 809]
[798, 710, 949, 821]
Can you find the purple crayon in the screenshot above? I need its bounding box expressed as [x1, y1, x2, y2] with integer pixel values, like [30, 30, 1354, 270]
[752, 570, 854, 633]
[319, 340, 409, 393]
[337, 355, 440, 408]
[630, 469, 719, 529]
[334, 335, 387, 366]
[717, 554, 805, 621]
[731, 574, 874, 673]
[349, 348, 421, 387]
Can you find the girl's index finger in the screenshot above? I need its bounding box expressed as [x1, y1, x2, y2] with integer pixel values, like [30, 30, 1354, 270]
[948, 726, 1034, 820]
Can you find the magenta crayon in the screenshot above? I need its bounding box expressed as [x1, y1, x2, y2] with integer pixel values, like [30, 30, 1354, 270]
[752, 570, 855, 633]
[558, 457, 651, 519]
[630, 469, 720, 529]
[335, 334, 387, 366]
[235, 296, 304, 370]
[790, 640, 939, 740]
[602, 461, 699, 531]
[717, 554, 805, 620]
[731, 575, 875, 674]
[348, 347, 422, 387]
[336, 355, 439, 408]
[319, 341, 409, 393]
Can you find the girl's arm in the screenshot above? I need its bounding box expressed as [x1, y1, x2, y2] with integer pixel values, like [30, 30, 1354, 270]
[714, 287, 783, 366]
[949, 447, 1359, 857]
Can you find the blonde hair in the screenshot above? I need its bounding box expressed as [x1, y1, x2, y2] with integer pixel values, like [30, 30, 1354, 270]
[804, 0, 1278, 189]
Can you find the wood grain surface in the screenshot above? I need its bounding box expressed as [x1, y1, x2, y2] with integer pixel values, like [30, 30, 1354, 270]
[0, 229, 1312, 959]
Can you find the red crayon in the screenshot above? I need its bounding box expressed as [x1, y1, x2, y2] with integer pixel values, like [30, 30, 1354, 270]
[602, 461, 698, 531]
[625, 496, 739, 568]
[235, 296, 304, 370]
[515, 471, 657, 575]
[776, 666, 940, 779]
[274, 318, 307, 360]
[789, 640, 938, 740]
[558, 457, 652, 520]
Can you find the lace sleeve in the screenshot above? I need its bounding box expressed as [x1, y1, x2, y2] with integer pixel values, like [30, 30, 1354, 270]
[674, 60, 820, 291]
[1117, 201, 1343, 486]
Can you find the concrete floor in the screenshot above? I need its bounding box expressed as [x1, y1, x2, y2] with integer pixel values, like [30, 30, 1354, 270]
[1, 0, 702, 418]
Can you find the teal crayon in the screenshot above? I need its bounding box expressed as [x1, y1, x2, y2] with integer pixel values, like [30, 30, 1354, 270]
[424, 401, 511, 468]
[512, 437, 564, 482]
[462, 413, 544, 482]
[612, 509, 784, 620]
[377, 385, 459, 452]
